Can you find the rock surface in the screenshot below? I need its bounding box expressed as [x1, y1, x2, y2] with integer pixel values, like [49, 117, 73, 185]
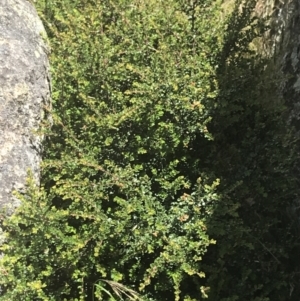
[0, 0, 51, 210]
[256, 0, 300, 125]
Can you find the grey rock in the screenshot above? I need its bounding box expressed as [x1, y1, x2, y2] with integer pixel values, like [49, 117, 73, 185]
[256, 0, 300, 122]
[294, 76, 300, 92]
[0, 0, 51, 211]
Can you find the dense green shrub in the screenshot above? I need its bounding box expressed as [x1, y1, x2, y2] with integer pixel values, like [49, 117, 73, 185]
[1, 0, 300, 300]
[0, 1, 224, 300]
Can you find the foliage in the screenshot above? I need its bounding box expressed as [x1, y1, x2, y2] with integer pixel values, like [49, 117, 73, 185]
[200, 1, 300, 300]
[1, 0, 300, 300]
[0, 0, 223, 300]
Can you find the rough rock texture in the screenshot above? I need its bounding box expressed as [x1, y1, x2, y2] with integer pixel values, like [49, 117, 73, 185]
[0, 0, 51, 210]
[256, 0, 300, 127]
[276, 0, 300, 129]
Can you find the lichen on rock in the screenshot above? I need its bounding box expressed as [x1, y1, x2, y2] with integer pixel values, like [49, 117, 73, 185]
[0, 0, 51, 211]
